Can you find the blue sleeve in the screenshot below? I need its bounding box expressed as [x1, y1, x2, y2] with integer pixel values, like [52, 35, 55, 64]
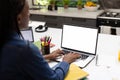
[19, 42, 69, 80]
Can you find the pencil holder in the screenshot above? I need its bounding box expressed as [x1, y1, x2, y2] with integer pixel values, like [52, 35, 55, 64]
[40, 36, 52, 55]
[41, 44, 50, 55]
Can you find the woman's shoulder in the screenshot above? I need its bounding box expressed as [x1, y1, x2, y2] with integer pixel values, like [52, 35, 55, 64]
[3, 39, 41, 58]
[4, 38, 39, 53]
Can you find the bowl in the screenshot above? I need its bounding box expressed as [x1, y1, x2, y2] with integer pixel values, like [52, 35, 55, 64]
[84, 5, 100, 12]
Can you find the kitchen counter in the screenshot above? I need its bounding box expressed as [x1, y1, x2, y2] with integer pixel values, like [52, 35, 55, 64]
[30, 7, 104, 19]
[30, 7, 104, 28]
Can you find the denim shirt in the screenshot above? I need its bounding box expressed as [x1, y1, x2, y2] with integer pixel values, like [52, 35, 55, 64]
[0, 33, 69, 80]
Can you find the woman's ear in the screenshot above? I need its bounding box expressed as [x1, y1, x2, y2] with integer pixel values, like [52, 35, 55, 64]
[17, 14, 22, 25]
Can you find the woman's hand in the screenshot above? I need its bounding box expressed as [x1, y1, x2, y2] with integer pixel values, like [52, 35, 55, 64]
[63, 52, 81, 64]
[43, 49, 64, 60]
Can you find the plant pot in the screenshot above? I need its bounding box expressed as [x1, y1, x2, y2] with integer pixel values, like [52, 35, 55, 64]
[64, 5, 68, 9]
[77, 5, 82, 10]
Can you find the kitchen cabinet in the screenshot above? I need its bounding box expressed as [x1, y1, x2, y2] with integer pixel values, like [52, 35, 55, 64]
[30, 14, 96, 28]
[30, 14, 45, 21]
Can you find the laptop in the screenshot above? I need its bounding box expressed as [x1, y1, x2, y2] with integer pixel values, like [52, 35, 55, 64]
[57, 25, 99, 68]
[21, 27, 34, 42]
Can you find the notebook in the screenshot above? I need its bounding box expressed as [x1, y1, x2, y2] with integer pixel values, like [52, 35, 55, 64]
[65, 64, 89, 80]
[57, 25, 99, 68]
[21, 27, 34, 42]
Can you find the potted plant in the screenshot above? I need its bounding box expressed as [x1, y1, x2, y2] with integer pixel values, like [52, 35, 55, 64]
[62, 0, 70, 9]
[48, 0, 57, 11]
[49, 0, 55, 5]
[77, 0, 82, 9]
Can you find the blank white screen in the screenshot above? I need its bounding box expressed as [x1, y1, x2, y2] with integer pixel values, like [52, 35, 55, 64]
[62, 25, 98, 54]
[21, 30, 33, 42]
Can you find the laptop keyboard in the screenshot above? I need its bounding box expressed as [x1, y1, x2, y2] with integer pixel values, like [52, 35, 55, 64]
[80, 55, 89, 60]
[62, 50, 89, 60]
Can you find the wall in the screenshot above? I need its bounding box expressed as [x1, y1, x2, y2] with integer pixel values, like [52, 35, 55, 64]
[28, 0, 33, 8]
[99, 0, 120, 9]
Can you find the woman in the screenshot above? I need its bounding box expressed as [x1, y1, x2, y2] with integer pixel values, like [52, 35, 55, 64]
[0, 0, 80, 80]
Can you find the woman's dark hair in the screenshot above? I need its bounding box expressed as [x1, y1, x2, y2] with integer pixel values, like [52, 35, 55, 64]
[0, 0, 25, 51]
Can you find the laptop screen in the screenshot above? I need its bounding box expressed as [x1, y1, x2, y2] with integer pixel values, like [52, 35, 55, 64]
[21, 27, 34, 42]
[61, 25, 98, 55]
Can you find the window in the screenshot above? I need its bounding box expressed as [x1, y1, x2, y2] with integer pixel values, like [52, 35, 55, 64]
[32, 0, 98, 7]
[32, 0, 49, 6]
